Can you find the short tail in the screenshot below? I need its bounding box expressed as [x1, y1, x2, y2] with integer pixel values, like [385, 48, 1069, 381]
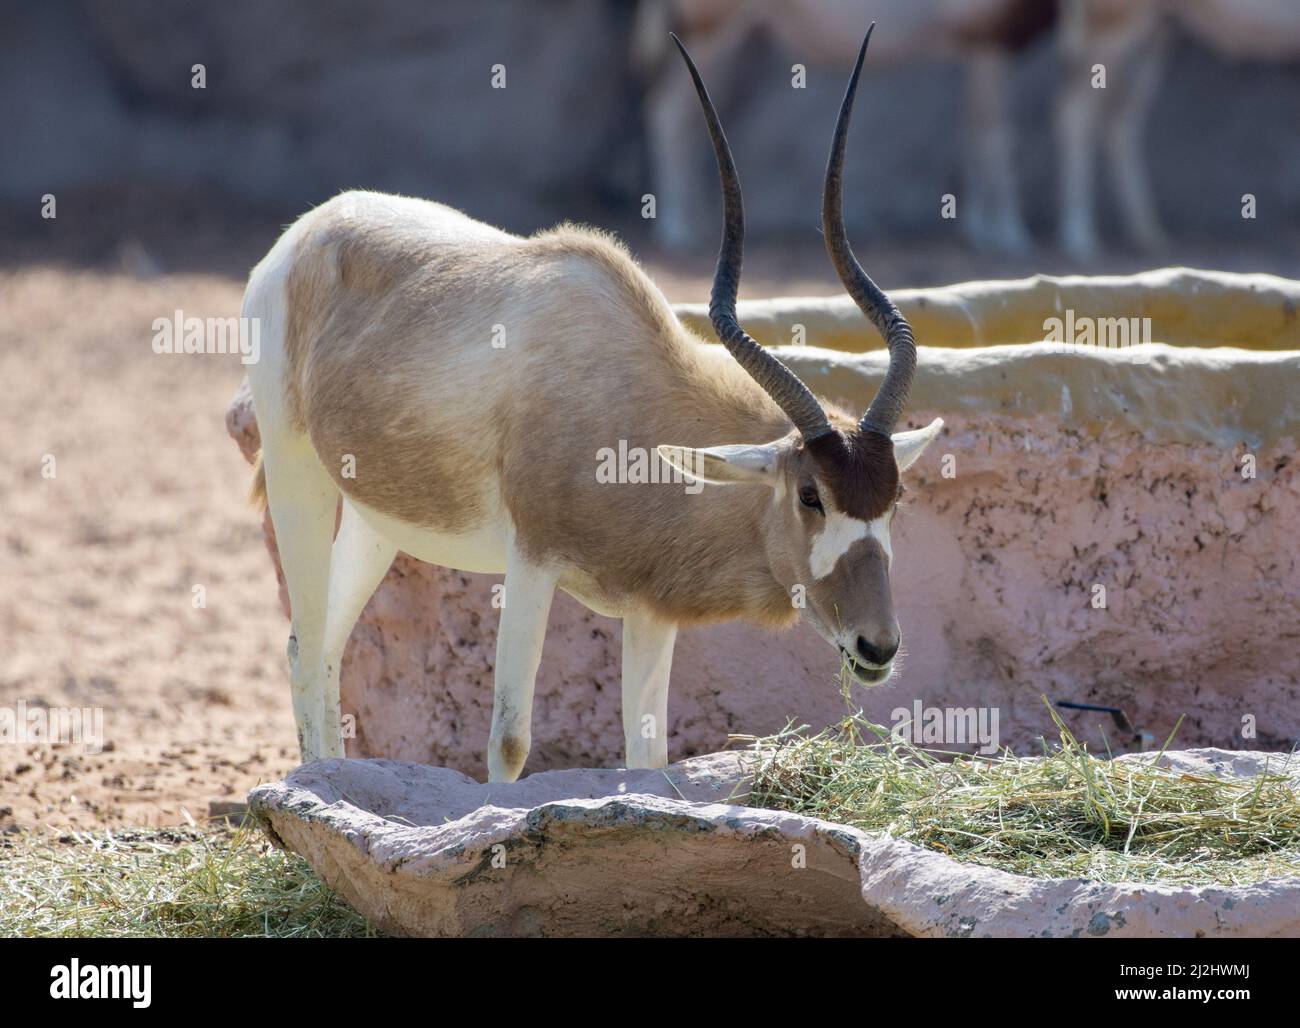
[249, 449, 268, 510]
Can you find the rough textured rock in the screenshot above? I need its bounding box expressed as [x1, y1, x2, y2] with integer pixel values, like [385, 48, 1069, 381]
[227, 272, 1300, 776]
[248, 748, 1300, 937]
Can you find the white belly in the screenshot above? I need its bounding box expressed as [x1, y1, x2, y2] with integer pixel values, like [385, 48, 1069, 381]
[346, 494, 639, 621]
[346, 494, 636, 618]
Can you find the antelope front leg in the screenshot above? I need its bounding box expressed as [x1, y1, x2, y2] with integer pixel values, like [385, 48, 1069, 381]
[487, 540, 556, 783]
[621, 611, 677, 769]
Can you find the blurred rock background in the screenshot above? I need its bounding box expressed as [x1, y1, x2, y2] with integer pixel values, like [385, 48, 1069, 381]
[2, 0, 1299, 275]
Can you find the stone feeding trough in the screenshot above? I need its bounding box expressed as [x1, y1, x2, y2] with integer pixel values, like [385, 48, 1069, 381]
[235, 267, 1300, 935]
[248, 747, 1300, 937]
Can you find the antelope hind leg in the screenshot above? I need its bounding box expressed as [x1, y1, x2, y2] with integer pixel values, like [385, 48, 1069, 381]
[260, 434, 338, 763]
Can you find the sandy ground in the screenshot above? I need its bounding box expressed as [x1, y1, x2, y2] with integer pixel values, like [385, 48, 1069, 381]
[4, 208, 1297, 833]
[0, 268, 293, 830]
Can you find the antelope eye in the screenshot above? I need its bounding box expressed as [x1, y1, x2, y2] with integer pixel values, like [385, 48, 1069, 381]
[798, 485, 824, 513]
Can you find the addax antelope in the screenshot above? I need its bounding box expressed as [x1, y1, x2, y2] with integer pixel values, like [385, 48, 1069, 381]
[242, 25, 942, 781]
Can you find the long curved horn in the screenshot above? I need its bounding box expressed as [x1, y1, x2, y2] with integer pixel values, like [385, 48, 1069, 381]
[671, 34, 833, 442]
[822, 24, 916, 437]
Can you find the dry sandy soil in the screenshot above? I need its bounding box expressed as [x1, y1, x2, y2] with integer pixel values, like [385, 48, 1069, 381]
[0, 268, 294, 830]
[3, 208, 1297, 833]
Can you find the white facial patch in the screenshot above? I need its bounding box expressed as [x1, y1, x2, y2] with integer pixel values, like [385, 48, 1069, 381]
[810, 509, 892, 579]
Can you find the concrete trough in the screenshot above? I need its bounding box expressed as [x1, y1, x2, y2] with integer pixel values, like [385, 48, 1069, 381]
[249, 748, 1300, 937]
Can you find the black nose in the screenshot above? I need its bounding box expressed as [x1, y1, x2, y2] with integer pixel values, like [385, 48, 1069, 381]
[856, 635, 899, 667]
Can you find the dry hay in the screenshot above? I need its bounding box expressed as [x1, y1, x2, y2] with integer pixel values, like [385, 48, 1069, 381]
[744, 698, 1300, 886]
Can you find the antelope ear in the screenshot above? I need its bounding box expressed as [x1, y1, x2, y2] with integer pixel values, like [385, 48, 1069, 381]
[656, 442, 780, 486]
[892, 418, 944, 472]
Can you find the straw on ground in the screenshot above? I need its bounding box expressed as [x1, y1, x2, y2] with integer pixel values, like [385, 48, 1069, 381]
[744, 700, 1300, 886]
[0, 820, 376, 938]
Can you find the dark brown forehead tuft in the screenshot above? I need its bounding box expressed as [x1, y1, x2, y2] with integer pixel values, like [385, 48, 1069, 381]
[804, 429, 898, 520]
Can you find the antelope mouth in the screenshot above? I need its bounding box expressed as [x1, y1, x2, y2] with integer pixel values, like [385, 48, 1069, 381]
[840, 648, 893, 687]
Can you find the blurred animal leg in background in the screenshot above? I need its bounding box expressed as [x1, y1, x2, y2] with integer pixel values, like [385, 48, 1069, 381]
[1057, 0, 1106, 257]
[646, 9, 757, 251]
[963, 48, 1032, 255]
[1105, 18, 1170, 252]
[1056, 0, 1164, 257]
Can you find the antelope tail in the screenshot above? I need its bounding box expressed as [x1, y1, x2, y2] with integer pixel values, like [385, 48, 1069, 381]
[248, 449, 268, 511]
